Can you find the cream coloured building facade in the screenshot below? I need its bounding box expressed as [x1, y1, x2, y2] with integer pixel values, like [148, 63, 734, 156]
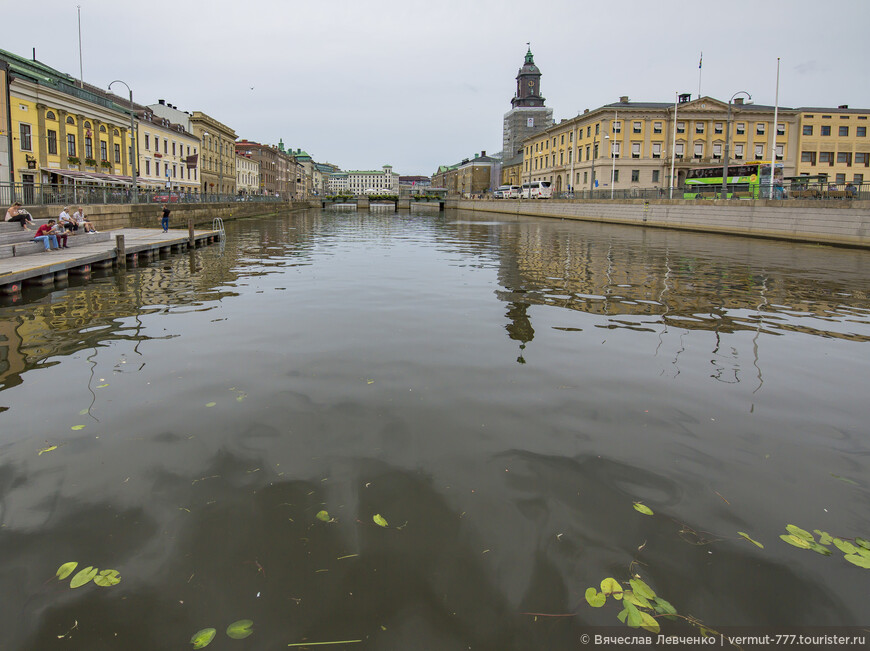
[796, 107, 870, 184]
[236, 153, 260, 195]
[523, 95, 798, 194]
[136, 107, 200, 192]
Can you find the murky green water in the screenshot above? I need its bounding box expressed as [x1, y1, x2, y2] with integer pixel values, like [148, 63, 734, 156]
[1, 207, 868, 649]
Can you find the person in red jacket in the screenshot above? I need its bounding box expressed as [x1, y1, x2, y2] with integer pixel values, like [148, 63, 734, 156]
[33, 220, 60, 251]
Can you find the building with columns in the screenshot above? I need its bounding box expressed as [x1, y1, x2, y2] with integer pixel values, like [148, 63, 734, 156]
[502, 47, 553, 159]
[1, 47, 138, 192]
[134, 106, 200, 193]
[190, 111, 237, 196]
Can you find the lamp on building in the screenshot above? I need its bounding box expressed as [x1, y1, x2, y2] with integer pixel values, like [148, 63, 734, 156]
[722, 91, 752, 198]
[108, 80, 138, 203]
[590, 134, 600, 195]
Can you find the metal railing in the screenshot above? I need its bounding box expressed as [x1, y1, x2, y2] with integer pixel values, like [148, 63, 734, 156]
[0, 182, 291, 207]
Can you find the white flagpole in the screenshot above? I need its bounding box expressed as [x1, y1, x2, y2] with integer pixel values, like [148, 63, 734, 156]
[768, 57, 780, 199]
[698, 52, 703, 98]
[77, 5, 84, 89]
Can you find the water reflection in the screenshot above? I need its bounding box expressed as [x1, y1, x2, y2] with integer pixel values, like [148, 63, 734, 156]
[1, 208, 869, 647]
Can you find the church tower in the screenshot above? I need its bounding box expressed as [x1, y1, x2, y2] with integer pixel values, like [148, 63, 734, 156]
[502, 47, 554, 159]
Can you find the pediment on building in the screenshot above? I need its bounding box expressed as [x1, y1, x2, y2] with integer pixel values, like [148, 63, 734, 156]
[680, 96, 730, 112]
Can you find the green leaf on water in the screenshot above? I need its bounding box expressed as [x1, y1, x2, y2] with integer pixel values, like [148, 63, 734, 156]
[226, 619, 254, 639]
[69, 566, 98, 588]
[831, 473, 859, 486]
[616, 607, 628, 624]
[738, 532, 764, 548]
[71, 425, 85, 431]
[813, 530, 833, 545]
[638, 609, 660, 634]
[316, 510, 331, 522]
[38, 445, 57, 456]
[855, 537, 870, 550]
[600, 577, 623, 600]
[373, 514, 388, 527]
[623, 600, 643, 628]
[235, 393, 247, 402]
[205, 402, 216, 407]
[833, 538, 858, 555]
[808, 542, 832, 556]
[843, 553, 870, 569]
[653, 596, 678, 617]
[629, 578, 656, 600]
[190, 628, 216, 649]
[94, 569, 121, 586]
[56, 562, 78, 580]
[97, 383, 109, 388]
[780, 534, 811, 549]
[623, 590, 652, 609]
[585, 587, 606, 607]
[79, 408, 89, 415]
[786, 524, 813, 541]
[633, 502, 654, 516]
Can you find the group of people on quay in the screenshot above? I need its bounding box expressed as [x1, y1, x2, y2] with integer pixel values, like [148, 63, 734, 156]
[4, 203, 99, 252]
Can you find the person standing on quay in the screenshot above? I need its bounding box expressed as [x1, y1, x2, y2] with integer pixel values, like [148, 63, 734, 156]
[161, 204, 170, 233]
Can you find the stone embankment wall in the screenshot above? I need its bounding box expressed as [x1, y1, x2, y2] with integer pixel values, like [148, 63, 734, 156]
[18, 201, 320, 231]
[451, 198, 870, 248]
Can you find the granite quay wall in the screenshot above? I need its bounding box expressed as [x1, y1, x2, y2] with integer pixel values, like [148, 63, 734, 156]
[452, 198, 870, 248]
[14, 201, 320, 232]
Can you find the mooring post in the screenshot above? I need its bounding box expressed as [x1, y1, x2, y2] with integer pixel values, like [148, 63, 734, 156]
[115, 233, 126, 269]
[188, 218, 195, 248]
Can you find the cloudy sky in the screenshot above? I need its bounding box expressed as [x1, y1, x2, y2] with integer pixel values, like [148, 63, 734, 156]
[5, 0, 869, 175]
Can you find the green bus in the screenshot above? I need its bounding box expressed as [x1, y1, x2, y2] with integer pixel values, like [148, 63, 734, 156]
[684, 161, 784, 199]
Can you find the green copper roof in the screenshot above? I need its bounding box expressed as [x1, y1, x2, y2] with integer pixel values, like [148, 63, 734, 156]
[525, 47, 534, 65]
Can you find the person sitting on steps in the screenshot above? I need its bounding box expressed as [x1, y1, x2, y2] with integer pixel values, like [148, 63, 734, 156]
[5, 202, 34, 229]
[59, 206, 77, 232]
[33, 220, 60, 252]
[50, 219, 69, 248]
[73, 206, 98, 233]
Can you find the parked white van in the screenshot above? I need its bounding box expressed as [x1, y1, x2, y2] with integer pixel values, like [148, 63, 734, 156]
[521, 181, 553, 199]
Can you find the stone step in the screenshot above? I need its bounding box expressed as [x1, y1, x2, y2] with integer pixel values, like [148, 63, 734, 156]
[0, 231, 112, 258]
[0, 219, 49, 233]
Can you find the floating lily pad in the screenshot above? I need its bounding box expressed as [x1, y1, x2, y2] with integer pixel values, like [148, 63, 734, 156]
[94, 569, 121, 586]
[190, 628, 216, 649]
[808, 542, 832, 556]
[70, 566, 98, 589]
[226, 619, 254, 639]
[56, 562, 78, 581]
[833, 538, 858, 555]
[585, 587, 606, 607]
[600, 577, 623, 599]
[71, 425, 85, 431]
[786, 524, 813, 541]
[855, 538, 870, 550]
[38, 445, 57, 456]
[738, 532, 764, 548]
[813, 530, 833, 545]
[633, 502, 654, 516]
[373, 514, 388, 527]
[316, 510, 331, 522]
[780, 534, 811, 549]
[205, 402, 216, 407]
[843, 553, 870, 569]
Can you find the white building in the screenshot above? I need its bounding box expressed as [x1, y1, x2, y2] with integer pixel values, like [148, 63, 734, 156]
[135, 107, 200, 193]
[236, 153, 260, 195]
[340, 165, 399, 194]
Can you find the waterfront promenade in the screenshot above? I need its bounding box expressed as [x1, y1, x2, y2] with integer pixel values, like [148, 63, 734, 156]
[450, 197, 870, 248]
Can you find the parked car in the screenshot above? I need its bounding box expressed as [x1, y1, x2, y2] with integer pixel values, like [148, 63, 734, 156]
[152, 193, 180, 203]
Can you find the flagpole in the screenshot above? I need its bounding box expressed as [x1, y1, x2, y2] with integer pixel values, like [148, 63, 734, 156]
[768, 57, 781, 199]
[698, 52, 702, 98]
[669, 92, 678, 199]
[77, 5, 84, 89]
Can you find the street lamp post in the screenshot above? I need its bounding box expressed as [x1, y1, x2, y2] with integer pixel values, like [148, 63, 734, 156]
[108, 80, 138, 203]
[611, 110, 618, 199]
[590, 135, 598, 196]
[722, 91, 752, 198]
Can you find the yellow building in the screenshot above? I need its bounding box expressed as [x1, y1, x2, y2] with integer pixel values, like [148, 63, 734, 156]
[796, 106, 870, 186]
[190, 112, 237, 196]
[500, 154, 523, 187]
[1, 48, 136, 195]
[523, 95, 798, 195]
[1, 60, 11, 185]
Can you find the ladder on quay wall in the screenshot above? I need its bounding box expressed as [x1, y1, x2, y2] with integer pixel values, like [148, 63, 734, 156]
[212, 217, 225, 241]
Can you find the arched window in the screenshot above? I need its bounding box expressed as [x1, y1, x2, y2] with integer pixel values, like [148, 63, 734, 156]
[84, 121, 92, 129]
[46, 111, 56, 120]
[113, 129, 120, 137]
[66, 116, 75, 125]
[99, 125, 107, 133]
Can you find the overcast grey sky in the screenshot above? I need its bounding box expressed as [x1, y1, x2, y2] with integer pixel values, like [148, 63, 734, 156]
[5, 0, 869, 175]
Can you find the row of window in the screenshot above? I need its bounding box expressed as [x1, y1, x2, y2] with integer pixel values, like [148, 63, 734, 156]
[20, 123, 134, 165]
[802, 125, 867, 137]
[527, 142, 783, 171]
[143, 134, 196, 158]
[142, 159, 197, 181]
[801, 152, 870, 166]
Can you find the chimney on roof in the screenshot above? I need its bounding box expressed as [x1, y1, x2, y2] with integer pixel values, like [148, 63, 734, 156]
[839, 104, 849, 109]
[584, 108, 589, 114]
[32, 48, 36, 61]
[620, 95, 629, 103]
[158, 99, 165, 105]
[679, 93, 691, 104]
[481, 150, 486, 157]
[734, 97, 744, 105]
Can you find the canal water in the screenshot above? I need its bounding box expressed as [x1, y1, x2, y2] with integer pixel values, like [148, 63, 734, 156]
[0, 207, 868, 649]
